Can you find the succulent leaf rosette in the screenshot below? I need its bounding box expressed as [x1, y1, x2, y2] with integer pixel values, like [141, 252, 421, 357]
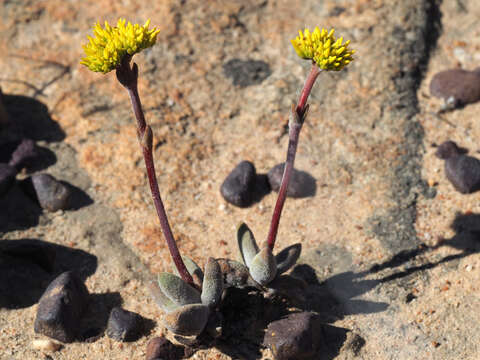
[149, 257, 224, 337]
[237, 223, 301, 286]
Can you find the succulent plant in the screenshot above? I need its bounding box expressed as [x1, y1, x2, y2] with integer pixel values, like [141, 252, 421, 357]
[237, 222, 301, 286]
[80, 20, 354, 345]
[149, 257, 224, 337]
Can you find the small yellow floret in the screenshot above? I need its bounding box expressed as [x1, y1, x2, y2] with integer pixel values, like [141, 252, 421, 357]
[81, 19, 160, 73]
[291, 27, 355, 71]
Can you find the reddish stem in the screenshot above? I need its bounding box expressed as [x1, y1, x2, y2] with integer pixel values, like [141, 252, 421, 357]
[117, 61, 194, 286]
[296, 63, 320, 116]
[266, 63, 320, 251]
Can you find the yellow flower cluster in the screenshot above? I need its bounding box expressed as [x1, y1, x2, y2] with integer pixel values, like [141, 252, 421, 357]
[291, 27, 354, 71]
[81, 19, 160, 73]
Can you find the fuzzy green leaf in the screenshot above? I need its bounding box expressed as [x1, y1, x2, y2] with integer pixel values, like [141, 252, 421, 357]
[157, 272, 201, 307]
[237, 222, 259, 268]
[275, 243, 302, 275]
[172, 256, 204, 286]
[201, 257, 224, 308]
[249, 247, 277, 285]
[147, 280, 178, 312]
[163, 303, 210, 337]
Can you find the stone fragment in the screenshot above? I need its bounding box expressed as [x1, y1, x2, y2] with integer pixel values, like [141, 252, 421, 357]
[9, 138, 40, 171]
[146, 336, 184, 360]
[435, 141, 480, 194]
[220, 160, 256, 207]
[429, 68, 480, 107]
[264, 312, 324, 360]
[32, 339, 62, 352]
[0, 163, 17, 196]
[268, 163, 316, 198]
[34, 271, 89, 343]
[31, 173, 71, 211]
[106, 307, 143, 342]
[223, 59, 271, 87]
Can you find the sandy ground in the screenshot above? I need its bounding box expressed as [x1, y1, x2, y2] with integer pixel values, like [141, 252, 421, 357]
[1, 0, 480, 359]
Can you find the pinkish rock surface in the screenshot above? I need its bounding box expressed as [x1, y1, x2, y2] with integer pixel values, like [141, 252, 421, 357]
[1, 0, 480, 359]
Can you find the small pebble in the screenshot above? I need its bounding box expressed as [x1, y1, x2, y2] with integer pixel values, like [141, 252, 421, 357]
[31, 173, 71, 211]
[267, 163, 316, 198]
[220, 161, 256, 207]
[34, 271, 89, 343]
[146, 336, 184, 360]
[435, 141, 480, 194]
[429, 68, 480, 107]
[106, 307, 143, 342]
[32, 339, 62, 352]
[264, 312, 325, 360]
[9, 138, 40, 171]
[0, 163, 17, 196]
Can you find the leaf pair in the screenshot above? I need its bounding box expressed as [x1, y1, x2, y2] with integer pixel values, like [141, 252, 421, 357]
[149, 257, 223, 336]
[237, 222, 301, 285]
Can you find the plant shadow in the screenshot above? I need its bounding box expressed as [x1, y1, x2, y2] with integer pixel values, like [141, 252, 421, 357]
[215, 211, 480, 359]
[0, 238, 97, 309]
[0, 179, 93, 232]
[292, 211, 480, 321]
[2, 94, 65, 143]
[0, 184, 43, 231]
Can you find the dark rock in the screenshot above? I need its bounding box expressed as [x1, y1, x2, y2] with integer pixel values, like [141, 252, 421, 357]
[264, 312, 325, 360]
[267, 163, 316, 198]
[31, 173, 71, 211]
[146, 336, 184, 360]
[435, 140, 463, 159]
[436, 141, 480, 194]
[220, 160, 256, 207]
[405, 292, 417, 303]
[34, 271, 89, 343]
[429, 69, 480, 107]
[444, 155, 480, 194]
[0, 163, 17, 196]
[9, 138, 40, 171]
[223, 59, 271, 88]
[82, 327, 103, 343]
[106, 307, 143, 342]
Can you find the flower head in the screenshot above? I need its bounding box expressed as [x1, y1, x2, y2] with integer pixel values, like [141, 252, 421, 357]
[81, 19, 160, 73]
[291, 27, 355, 71]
